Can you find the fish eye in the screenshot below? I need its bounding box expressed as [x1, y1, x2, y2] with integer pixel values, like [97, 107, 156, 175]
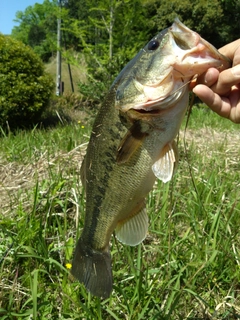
[148, 40, 160, 51]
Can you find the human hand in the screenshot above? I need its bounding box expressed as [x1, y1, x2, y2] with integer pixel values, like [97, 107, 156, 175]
[192, 39, 240, 123]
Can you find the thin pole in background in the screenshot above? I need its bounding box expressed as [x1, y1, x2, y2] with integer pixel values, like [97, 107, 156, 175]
[56, 0, 62, 96]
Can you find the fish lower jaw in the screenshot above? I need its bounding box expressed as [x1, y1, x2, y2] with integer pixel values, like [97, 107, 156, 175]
[127, 104, 182, 122]
[125, 89, 185, 119]
[126, 107, 167, 121]
[133, 108, 161, 115]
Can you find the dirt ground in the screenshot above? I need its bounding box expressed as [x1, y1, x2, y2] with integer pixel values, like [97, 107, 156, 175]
[0, 128, 239, 216]
[0, 143, 87, 216]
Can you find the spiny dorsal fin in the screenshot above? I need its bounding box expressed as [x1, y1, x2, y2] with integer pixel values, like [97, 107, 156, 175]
[116, 121, 148, 164]
[115, 202, 148, 246]
[152, 141, 178, 183]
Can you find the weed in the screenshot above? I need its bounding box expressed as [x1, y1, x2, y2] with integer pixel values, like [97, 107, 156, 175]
[0, 109, 239, 319]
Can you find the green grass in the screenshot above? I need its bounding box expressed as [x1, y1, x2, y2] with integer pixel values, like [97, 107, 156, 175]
[44, 53, 87, 95]
[0, 107, 240, 319]
[183, 103, 240, 131]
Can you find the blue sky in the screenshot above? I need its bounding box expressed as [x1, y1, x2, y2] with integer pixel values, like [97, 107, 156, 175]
[0, 0, 44, 35]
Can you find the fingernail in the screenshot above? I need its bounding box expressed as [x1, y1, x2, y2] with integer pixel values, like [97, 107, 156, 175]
[204, 69, 214, 84]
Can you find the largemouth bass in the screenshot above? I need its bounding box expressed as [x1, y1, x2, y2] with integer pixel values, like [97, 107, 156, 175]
[72, 18, 231, 298]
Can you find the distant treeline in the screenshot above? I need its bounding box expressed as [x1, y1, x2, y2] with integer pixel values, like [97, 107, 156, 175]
[11, 0, 240, 101]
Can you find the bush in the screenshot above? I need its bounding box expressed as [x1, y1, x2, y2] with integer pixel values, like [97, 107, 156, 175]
[0, 34, 54, 129]
[78, 46, 136, 106]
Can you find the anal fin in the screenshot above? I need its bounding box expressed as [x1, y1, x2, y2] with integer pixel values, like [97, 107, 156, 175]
[115, 202, 148, 246]
[152, 141, 178, 183]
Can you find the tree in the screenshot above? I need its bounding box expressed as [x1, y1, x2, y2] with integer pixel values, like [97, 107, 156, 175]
[64, 0, 151, 102]
[11, 0, 59, 61]
[0, 35, 54, 128]
[10, 0, 240, 104]
[145, 0, 240, 49]
[217, 0, 240, 47]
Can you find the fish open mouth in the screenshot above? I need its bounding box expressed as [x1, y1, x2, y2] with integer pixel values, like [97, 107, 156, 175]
[116, 18, 231, 117]
[125, 106, 162, 120]
[126, 83, 185, 118]
[127, 99, 177, 119]
[134, 108, 159, 114]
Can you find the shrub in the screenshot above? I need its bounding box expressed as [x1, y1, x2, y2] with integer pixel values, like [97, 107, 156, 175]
[78, 46, 136, 106]
[0, 34, 54, 129]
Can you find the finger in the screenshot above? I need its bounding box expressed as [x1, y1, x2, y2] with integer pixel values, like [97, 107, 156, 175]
[193, 84, 216, 106]
[195, 68, 219, 87]
[192, 84, 231, 118]
[233, 44, 240, 66]
[219, 39, 240, 62]
[211, 64, 240, 95]
[229, 85, 240, 123]
[193, 84, 240, 123]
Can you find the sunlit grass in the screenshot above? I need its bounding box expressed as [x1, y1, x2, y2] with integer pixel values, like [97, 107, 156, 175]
[0, 109, 240, 319]
[0, 122, 91, 163]
[183, 103, 239, 131]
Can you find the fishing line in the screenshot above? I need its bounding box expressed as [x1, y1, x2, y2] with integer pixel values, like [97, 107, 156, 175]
[182, 90, 206, 216]
[173, 73, 199, 189]
[164, 75, 200, 222]
[169, 71, 199, 98]
[183, 93, 198, 191]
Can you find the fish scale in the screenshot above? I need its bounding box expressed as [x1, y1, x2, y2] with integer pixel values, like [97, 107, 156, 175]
[72, 18, 231, 299]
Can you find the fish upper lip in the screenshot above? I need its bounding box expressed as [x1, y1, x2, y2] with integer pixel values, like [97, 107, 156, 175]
[170, 19, 231, 70]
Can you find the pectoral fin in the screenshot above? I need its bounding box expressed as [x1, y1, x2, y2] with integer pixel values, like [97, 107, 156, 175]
[152, 141, 178, 183]
[116, 122, 148, 164]
[115, 202, 148, 246]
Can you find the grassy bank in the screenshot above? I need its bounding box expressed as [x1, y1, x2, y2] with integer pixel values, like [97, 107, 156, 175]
[0, 107, 240, 319]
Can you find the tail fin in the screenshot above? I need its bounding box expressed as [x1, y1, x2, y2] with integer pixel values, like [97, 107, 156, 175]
[71, 238, 112, 299]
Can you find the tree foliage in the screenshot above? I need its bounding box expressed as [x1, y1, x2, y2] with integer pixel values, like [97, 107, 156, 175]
[64, 0, 152, 102]
[10, 0, 240, 103]
[149, 0, 240, 48]
[12, 0, 240, 59]
[0, 35, 54, 129]
[65, 0, 240, 102]
[12, 0, 59, 61]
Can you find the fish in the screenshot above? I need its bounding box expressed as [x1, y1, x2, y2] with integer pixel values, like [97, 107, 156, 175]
[71, 18, 231, 299]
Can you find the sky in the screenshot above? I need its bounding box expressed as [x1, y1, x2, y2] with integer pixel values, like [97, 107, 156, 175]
[0, 0, 44, 35]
